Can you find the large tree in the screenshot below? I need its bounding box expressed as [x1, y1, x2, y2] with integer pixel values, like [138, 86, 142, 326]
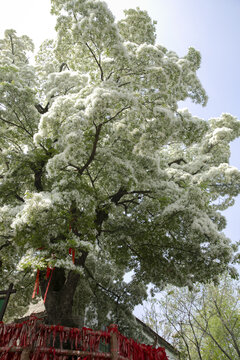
[0, 0, 240, 329]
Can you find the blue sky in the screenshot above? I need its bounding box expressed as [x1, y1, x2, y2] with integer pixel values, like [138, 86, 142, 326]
[0, 0, 239, 242]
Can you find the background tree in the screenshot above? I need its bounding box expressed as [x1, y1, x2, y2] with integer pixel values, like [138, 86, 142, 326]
[0, 0, 240, 330]
[143, 276, 240, 359]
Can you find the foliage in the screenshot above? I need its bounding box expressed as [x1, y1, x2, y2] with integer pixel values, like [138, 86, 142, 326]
[0, 0, 240, 328]
[143, 276, 240, 359]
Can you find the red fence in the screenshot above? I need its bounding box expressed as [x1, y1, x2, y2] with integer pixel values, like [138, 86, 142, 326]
[0, 316, 168, 360]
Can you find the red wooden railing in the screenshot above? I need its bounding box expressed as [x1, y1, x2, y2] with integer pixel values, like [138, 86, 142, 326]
[0, 315, 168, 360]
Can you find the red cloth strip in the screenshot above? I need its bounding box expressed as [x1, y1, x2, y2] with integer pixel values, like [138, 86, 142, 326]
[43, 268, 54, 303]
[32, 269, 40, 299]
[69, 248, 75, 264]
[45, 266, 51, 279]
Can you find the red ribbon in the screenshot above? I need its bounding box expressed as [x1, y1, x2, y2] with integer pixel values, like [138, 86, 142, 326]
[32, 269, 40, 299]
[45, 266, 51, 279]
[43, 267, 54, 304]
[0, 319, 168, 360]
[69, 248, 75, 264]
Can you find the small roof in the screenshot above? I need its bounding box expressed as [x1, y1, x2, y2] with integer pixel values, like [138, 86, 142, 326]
[135, 317, 179, 356]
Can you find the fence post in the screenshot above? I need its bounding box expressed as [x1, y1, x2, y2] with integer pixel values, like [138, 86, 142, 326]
[109, 324, 119, 360]
[20, 348, 30, 360]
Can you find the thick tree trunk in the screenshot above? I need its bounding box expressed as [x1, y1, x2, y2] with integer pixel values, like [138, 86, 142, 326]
[39, 252, 88, 327]
[39, 268, 80, 327]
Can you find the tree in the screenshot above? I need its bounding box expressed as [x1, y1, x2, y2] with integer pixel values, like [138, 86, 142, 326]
[0, 0, 240, 329]
[143, 276, 240, 359]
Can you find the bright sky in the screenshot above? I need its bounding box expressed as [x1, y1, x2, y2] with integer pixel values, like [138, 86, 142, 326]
[0, 0, 239, 243]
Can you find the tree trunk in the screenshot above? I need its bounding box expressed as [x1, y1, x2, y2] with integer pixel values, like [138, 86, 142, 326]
[39, 267, 81, 327]
[39, 251, 88, 327]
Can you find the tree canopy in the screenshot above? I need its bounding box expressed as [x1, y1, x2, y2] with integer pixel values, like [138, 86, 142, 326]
[0, 0, 240, 329]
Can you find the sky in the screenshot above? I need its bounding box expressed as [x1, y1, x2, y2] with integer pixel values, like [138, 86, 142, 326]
[0, 2, 240, 260]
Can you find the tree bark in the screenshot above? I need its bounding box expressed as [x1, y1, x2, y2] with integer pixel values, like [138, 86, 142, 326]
[38, 225, 88, 325]
[39, 266, 83, 328]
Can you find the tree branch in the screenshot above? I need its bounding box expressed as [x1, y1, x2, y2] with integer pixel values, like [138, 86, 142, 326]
[168, 158, 187, 166]
[110, 187, 127, 204]
[35, 103, 49, 114]
[86, 169, 97, 190]
[12, 109, 34, 136]
[110, 188, 152, 205]
[191, 311, 233, 360]
[213, 300, 240, 357]
[118, 82, 131, 88]
[103, 106, 131, 125]
[29, 160, 46, 191]
[66, 106, 129, 176]
[0, 116, 32, 137]
[188, 312, 203, 360]
[59, 62, 70, 72]
[35, 63, 69, 114]
[84, 264, 121, 301]
[78, 123, 102, 175]
[15, 193, 24, 202]
[85, 42, 104, 81]
[0, 240, 10, 252]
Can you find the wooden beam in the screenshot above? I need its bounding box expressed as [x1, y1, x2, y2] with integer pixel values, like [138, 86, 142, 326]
[0, 346, 113, 358]
[20, 348, 31, 360]
[109, 324, 119, 360]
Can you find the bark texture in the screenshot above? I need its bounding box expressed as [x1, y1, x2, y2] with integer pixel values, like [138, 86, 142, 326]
[39, 268, 81, 327]
[39, 251, 88, 327]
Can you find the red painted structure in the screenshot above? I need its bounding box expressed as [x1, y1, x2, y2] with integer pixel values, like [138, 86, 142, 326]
[0, 316, 168, 360]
